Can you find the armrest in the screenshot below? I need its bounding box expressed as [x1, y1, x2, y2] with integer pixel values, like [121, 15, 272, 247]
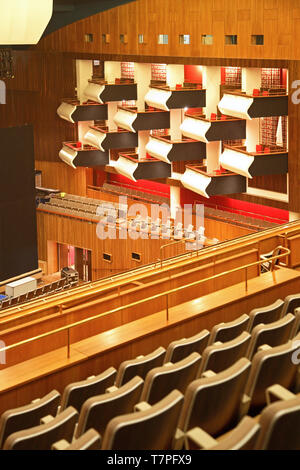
[201, 370, 216, 378]
[258, 344, 272, 352]
[163, 362, 173, 367]
[52, 439, 70, 451]
[239, 393, 251, 418]
[134, 401, 151, 412]
[40, 414, 55, 425]
[106, 385, 118, 393]
[87, 375, 96, 380]
[185, 427, 217, 450]
[31, 398, 40, 404]
[266, 384, 296, 405]
[172, 428, 185, 450]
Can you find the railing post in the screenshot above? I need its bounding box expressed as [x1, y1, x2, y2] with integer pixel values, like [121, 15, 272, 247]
[166, 294, 169, 322]
[245, 267, 248, 291]
[67, 328, 70, 358]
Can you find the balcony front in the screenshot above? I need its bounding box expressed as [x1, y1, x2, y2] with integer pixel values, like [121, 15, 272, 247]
[57, 99, 108, 123]
[83, 125, 138, 151]
[220, 144, 288, 178]
[84, 79, 137, 104]
[218, 91, 288, 119]
[145, 135, 206, 164]
[144, 84, 206, 111]
[180, 113, 246, 143]
[114, 152, 171, 181]
[59, 142, 109, 169]
[181, 165, 247, 199]
[113, 106, 170, 132]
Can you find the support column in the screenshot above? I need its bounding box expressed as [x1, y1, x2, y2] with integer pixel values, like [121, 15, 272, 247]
[170, 109, 182, 140]
[242, 68, 261, 152]
[76, 60, 93, 142]
[206, 141, 222, 173]
[166, 64, 185, 89]
[104, 61, 121, 83]
[202, 66, 221, 116]
[134, 63, 151, 111]
[138, 130, 150, 159]
[170, 186, 181, 220]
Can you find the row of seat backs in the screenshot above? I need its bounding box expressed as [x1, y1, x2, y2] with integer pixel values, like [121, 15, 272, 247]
[2, 331, 300, 450]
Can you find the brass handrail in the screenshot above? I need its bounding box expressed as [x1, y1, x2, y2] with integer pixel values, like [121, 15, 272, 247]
[159, 239, 187, 268]
[0, 246, 290, 359]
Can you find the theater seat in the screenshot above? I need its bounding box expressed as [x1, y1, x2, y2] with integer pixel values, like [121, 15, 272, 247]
[244, 333, 300, 415]
[3, 407, 78, 450]
[248, 299, 284, 331]
[138, 352, 201, 406]
[164, 330, 210, 363]
[52, 429, 101, 451]
[291, 308, 300, 338]
[75, 376, 144, 438]
[199, 331, 251, 375]
[208, 314, 250, 345]
[0, 390, 61, 449]
[101, 390, 183, 450]
[247, 313, 295, 359]
[115, 346, 166, 387]
[281, 294, 300, 317]
[173, 358, 251, 448]
[60, 367, 117, 412]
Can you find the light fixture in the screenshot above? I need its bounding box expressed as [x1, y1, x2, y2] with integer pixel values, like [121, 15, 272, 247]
[0, 0, 53, 45]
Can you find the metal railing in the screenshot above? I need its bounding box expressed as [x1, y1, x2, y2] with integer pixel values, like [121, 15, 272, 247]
[0, 246, 290, 360]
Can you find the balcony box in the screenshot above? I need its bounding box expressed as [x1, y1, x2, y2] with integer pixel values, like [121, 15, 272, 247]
[57, 99, 108, 123]
[145, 135, 206, 163]
[180, 114, 246, 143]
[181, 165, 246, 199]
[220, 145, 288, 178]
[113, 107, 170, 132]
[84, 80, 137, 103]
[83, 126, 138, 151]
[218, 92, 288, 119]
[59, 142, 109, 169]
[115, 153, 171, 181]
[145, 86, 206, 111]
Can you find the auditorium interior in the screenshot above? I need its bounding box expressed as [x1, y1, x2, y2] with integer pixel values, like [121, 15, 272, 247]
[1, 0, 300, 451]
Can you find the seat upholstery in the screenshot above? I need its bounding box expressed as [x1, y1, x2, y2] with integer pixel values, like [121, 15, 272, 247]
[140, 352, 201, 405]
[3, 407, 78, 450]
[0, 390, 61, 449]
[101, 390, 184, 450]
[209, 314, 250, 345]
[199, 331, 251, 375]
[60, 367, 117, 412]
[75, 376, 144, 438]
[247, 313, 295, 359]
[164, 330, 210, 364]
[176, 358, 251, 440]
[115, 346, 166, 387]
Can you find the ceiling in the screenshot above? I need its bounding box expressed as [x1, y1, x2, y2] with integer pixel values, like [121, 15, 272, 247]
[44, 0, 136, 36]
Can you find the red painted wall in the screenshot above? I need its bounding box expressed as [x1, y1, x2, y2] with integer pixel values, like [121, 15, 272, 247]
[109, 173, 171, 198]
[184, 65, 202, 84]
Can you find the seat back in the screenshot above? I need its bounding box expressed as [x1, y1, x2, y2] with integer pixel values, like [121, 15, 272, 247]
[164, 330, 210, 363]
[76, 376, 144, 438]
[177, 358, 251, 437]
[255, 394, 300, 450]
[247, 313, 295, 359]
[60, 367, 117, 412]
[199, 331, 251, 375]
[58, 429, 101, 450]
[245, 334, 300, 414]
[209, 314, 250, 344]
[291, 308, 300, 338]
[0, 390, 61, 448]
[115, 346, 166, 387]
[140, 352, 201, 405]
[101, 390, 183, 450]
[248, 299, 284, 331]
[281, 294, 300, 317]
[3, 407, 78, 450]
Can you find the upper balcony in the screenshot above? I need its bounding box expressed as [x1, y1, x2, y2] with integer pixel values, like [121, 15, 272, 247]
[145, 135, 206, 163]
[84, 78, 137, 104]
[144, 84, 206, 111]
[114, 152, 171, 181]
[57, 99, 108, 123]
[220, 144, 288, 178]
[218, 90, 288, 120]
[181, 164, 246, 199]
[113, 106, 170, 132]
[180, 113, 246, 143]
[59, 142, 109, 169]
[83, 125, 138, 151]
